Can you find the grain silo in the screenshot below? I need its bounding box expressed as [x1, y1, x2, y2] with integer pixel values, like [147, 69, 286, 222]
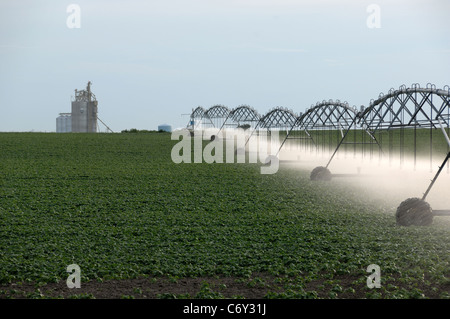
[56, 114, 64, 133]
[56, 113, 72, 133]
[65, 113, 72, 132]
[71, 81, 98, 133]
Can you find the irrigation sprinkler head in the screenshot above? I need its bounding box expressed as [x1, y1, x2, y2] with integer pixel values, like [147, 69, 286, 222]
[310, 166, 332, 181]
[395, 197, 433, 226]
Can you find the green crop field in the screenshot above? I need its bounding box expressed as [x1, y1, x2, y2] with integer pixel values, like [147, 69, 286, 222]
[1, 132, 450, 299]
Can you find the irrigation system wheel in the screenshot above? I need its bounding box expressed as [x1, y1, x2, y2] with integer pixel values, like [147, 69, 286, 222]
[310, 166, 332, 181]
[395, 197, 433, 226]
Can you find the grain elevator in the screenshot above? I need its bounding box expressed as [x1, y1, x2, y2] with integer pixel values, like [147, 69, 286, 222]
[71, 81, 98, 132]
[56, 81, 98, 133]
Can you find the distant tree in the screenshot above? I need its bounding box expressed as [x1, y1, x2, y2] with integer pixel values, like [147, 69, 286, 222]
[121, 128, 168, 134]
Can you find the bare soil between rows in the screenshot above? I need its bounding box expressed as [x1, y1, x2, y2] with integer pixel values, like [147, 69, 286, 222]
[1, 272, 448, 299]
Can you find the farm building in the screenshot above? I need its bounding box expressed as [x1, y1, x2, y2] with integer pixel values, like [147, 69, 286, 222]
[56, 81, 98, 133]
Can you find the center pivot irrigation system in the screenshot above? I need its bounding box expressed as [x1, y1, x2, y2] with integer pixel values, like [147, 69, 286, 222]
[186, 83, 450, 226]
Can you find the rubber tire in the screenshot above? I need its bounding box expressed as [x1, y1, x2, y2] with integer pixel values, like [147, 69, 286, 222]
[396, 197, 433, 226]
[210, 135, 216, 141]
[310, 166, 332, 181]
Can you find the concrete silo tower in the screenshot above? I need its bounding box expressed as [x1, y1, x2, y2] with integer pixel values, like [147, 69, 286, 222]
[71, 81, 98, 133]
[56, 113, 72, 132]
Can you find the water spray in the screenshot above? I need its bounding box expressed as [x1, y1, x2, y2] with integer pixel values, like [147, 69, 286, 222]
[186, 84, 450, 225]
[396, 118, 450, 226]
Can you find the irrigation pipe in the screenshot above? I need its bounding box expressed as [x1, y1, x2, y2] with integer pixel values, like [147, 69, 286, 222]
[438, 118, 450, 148]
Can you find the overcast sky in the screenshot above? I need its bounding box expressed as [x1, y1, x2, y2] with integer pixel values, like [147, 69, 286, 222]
[0, 0, 449, 132]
